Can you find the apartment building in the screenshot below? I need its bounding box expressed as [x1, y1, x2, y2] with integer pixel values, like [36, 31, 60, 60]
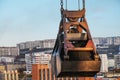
[25, 54, 32, 73]
[25, 50, 51, 73]
[32, 52, 51, 64]
[99, 54, 108, 72]
[17, 39, 55, 55]
[17, 39, 55, 50]
[114, 54, 120, 69]
[0, 56, 15, 63]
[93, 36, 120, 45]
[0, 47, 19, 56]
[108, 59, 115, 71]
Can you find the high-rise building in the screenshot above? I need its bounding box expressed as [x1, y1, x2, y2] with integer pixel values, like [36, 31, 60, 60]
[99, 54, 108, 72]
[25, 54, 32, 73]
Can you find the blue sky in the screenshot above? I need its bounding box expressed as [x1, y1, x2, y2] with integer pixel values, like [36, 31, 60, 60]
[0, 0, 120, 46]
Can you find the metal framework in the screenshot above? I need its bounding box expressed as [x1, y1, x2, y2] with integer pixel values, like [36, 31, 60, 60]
[51, 0, 101, 77]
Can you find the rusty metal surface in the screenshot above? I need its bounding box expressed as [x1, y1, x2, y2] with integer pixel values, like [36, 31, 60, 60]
[63, 9, 85, 18]
[57, 61, 101, 77]
[51, 0, 101, 77]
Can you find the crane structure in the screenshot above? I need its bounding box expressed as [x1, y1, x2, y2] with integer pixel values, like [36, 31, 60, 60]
[51, 0, 101, 77]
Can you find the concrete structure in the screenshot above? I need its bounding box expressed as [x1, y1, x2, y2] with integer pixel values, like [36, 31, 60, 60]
[108, 59, 115, 70]
[17, 37, 120, 50]
[25, 54, 32, 73]
[0, 56, 15, 63]
[32, 64, 49, 80]
[17, 37, 120, 55]
[105, 73, 120, 78]
[0, 70, 18, 80]
[5, 63, 25, 71]
[93, 36, 120, 45]
[25, 51, 51, 73]
[0, 47, 19, 56]
[114, 54, 120, 69]
[114, 37, 120, 45]
[14, 54, 25, 64]
[32, 52, 51, 64]
[99, 54, 108, 72]
[17, 39, 55, 50]
[108, 59, 115, 71]
[0, 65, 5, 71]
[17, 39, 55, 55]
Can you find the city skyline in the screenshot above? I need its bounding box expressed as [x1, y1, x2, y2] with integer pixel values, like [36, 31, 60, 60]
[0, 0, 120, 46]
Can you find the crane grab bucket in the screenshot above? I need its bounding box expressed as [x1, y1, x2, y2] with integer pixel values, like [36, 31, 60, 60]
[51, 0, 101, 77]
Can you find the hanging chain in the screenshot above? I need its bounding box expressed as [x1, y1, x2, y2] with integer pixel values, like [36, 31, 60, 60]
[60, 0, 64, 18]
[83, 0, 85, 8]
[60, 0, 63, 10]
[78, 0, 80, 10]
[66, 0, 67, 10]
